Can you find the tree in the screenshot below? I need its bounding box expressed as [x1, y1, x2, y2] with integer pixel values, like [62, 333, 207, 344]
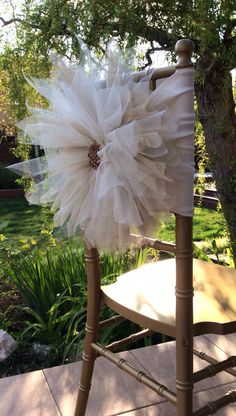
[0, 61, 16, 138]
[1, 0, 236, 264]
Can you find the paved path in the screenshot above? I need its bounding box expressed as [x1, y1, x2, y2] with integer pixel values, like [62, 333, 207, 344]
[0, 334, 235, 415]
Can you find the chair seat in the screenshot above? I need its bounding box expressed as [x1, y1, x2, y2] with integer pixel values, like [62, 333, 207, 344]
[101, 259, 236, 337]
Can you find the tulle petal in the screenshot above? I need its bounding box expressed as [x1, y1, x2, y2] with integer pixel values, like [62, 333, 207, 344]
[9, 42, 194, 251]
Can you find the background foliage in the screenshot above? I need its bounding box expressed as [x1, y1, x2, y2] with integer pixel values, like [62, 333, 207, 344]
[0, 0, 235, 263]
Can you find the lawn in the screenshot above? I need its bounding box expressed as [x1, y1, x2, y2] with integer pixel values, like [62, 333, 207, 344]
[0, 196, 226, 244]
[158, 207, 226, 243]
[0, 196, 53, 241]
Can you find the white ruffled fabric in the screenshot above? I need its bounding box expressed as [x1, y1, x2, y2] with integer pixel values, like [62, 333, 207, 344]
[9, 43, 195, 251]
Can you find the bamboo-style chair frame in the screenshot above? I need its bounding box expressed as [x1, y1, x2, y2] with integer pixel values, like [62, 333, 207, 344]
[74, 39, 236, 416]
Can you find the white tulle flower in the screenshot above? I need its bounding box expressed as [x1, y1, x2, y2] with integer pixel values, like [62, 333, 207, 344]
[9, 42, 194, 251]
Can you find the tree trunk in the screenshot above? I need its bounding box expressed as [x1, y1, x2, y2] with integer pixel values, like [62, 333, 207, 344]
[195, 55, 236, 267]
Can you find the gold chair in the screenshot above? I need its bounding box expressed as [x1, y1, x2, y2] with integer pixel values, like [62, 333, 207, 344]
[74, 39, 236, 416]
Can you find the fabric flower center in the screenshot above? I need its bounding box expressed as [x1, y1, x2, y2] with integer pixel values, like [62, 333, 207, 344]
[88, 143, 101, 169]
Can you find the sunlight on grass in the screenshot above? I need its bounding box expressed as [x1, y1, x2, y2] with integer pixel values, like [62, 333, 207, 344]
[157, 207, 226, 243]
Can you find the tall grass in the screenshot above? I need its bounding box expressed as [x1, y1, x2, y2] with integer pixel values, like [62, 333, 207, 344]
[7, 241, 147, 362]
[8, 244, 86, 318]
[7, 243, 86, 361]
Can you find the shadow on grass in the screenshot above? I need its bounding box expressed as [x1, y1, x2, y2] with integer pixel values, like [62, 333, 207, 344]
[0, 196, 53, 240]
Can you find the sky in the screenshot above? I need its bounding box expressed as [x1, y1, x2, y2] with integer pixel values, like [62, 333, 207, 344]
[0, 0, 21, 49]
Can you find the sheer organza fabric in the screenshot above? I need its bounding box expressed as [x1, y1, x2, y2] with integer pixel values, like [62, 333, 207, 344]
[9, 45, 194, 251]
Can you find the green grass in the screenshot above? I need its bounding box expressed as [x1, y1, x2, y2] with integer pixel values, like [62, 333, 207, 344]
[157, 207, 226, 243]
[0, 197, 53, 240]
[0, 197, 226, 244]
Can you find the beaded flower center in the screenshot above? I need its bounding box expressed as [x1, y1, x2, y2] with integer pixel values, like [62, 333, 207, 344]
[88, 143, 101, 169]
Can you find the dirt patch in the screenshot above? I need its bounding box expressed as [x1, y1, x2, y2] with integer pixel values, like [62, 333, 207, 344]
[0, 283, 22, 314]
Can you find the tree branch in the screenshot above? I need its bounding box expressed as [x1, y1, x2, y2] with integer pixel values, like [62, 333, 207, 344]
[142, 41, 167, 69]
[0, 16, 23, 26]
[223, 18, 236, 43]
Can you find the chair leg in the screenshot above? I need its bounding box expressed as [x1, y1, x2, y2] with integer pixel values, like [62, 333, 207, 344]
[176, 301, 193, 416]
[74, 322, 99, 416]
[74, 247, 101, 416]
[176, 371, 193, 416]
[175, 214, 194, 415]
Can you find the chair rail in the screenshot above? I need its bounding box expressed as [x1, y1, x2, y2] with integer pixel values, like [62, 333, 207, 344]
[193, 390, 236, 416]
[130, 233, 176, 254]
[91, 342, 177, 405]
